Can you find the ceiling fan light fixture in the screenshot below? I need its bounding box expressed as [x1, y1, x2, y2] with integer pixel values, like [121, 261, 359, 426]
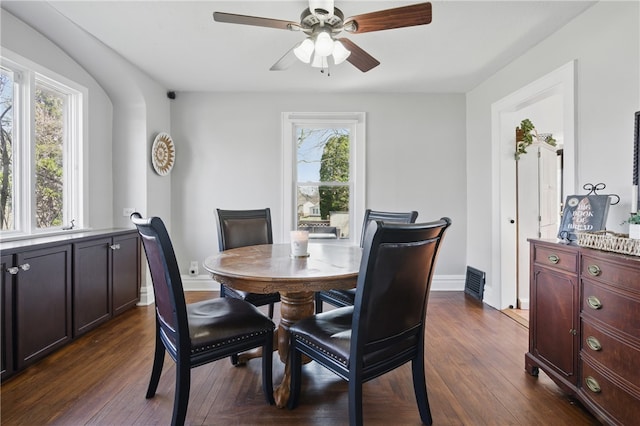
[311, 53, 329, 69]
[294, 38, 315, 63]
[332, 40, 350, 65]
[309, 0, 334, 17]
[314, 31, 334, 57]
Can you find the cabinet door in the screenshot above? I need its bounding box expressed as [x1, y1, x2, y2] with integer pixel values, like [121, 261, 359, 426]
[15, 245, 72, 370]
[1, 254, 14, 380]
[74, 237, 112, 336]
[112, 232, 140, 316]
[530, 266, 578, 385]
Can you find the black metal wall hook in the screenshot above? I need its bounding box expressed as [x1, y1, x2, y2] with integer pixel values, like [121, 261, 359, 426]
[582, 182, 620, 205]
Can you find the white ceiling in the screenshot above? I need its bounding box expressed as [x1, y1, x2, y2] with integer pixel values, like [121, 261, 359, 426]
[5, 1, 596, 93]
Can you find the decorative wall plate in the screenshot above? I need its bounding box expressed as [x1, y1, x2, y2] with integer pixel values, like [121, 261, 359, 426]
[151, 132, 175, 176]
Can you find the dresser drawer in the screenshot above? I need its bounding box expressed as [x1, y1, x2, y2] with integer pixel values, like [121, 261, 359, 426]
[581, 320, 640, 384]
[581, 280, 640, 337]
[581, 254, 640, 292]
[533, 244, 578, 273]
[580, 361, 640, 425]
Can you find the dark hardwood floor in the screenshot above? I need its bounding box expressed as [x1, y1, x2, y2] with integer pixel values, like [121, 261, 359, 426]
[1, 292, 598, 425]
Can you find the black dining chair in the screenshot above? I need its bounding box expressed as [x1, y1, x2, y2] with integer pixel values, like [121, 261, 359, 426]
[131, 213, 275, 426]
[215, 208, 281, 319]
[288, 217, 451, 426]
[315, 209, 418, 313]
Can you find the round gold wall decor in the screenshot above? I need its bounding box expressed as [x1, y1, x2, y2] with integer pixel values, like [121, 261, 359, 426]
[151, 132, 175, 176]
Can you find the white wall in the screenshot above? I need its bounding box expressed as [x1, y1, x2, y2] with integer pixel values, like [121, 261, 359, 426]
[466, 1, 640, 307]
[169, 93, 467, 282]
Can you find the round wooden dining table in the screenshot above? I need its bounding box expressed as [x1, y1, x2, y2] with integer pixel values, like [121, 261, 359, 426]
[203, 243, 361, 408]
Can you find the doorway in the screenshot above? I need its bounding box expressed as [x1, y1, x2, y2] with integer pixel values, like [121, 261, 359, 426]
[490, 61, 576, 310]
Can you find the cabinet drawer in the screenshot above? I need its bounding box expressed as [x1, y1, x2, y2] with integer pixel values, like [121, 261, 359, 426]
[580, 361, 640, 425]
[533, 244, 578, 273]
[581, 320, 640, 384]
[581, 254, 640, 292]
[581, 281, 640, 337]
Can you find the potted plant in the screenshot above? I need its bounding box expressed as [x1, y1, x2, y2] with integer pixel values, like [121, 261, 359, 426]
[515, 119, 557, 160]
[628, 213, 640, 239]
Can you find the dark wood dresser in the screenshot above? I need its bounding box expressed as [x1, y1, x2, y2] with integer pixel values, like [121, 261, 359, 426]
[526, 239, 640, 425]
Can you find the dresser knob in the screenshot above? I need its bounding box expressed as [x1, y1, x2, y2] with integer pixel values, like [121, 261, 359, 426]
[547, 254, 560, 264]
[586, 296, 602, 310]
[587, 264, 601, 276]
[586, 336, 602, 351]
[585, 376, 601, 393]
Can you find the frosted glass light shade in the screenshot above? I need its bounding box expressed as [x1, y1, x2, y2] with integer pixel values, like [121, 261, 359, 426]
[294, 39, 314, 63]
[332, 40, 350, 65]
[314, 32, 334, 57]
[311, 53, 328, 68]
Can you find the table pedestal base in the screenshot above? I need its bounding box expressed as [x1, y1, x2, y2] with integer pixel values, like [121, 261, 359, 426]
[273, 291, 314, 408]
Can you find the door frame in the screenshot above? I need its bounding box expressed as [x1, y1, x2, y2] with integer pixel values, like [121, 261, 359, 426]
[489, 61, 576, 310]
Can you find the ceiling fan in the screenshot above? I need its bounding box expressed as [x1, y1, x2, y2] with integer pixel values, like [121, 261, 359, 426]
[213, 1, 432, 73]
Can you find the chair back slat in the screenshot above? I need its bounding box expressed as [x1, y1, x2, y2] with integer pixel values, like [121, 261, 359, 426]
[360, 209, 418, 247]
[352, 219, 450, 359]
[216, 208, 273, 250]
[132, 215, 188, 350]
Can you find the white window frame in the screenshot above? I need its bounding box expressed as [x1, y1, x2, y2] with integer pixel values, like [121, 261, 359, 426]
[281, 112, 366, 244]
[1, 49, 86, 240]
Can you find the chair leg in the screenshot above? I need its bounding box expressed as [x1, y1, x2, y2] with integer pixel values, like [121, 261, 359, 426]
[171, 356, 191, 426]
[268, 302, 274, 319]
[411, 357, 433, 425]
[348, 379, 364, 426]
[287, 344, 302, 409]
[146, 328, 165, 399]
[262, 330, 275, 405]
[314, 292, 323, 314]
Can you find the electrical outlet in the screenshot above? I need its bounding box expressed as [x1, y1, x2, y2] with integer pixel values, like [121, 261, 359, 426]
[122, 207, 135, 217]
[189, 261, 199, 277]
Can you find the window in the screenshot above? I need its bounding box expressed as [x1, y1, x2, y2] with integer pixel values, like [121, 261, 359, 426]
[1, 51, 85, 238]
[282, 112, 365, 244]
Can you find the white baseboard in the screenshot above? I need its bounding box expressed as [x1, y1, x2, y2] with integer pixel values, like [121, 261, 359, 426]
[181, 274, 464, 292]
[518, 298, 530, 310]
[182, 275, 220, 291]
[430, 274, 465, 291]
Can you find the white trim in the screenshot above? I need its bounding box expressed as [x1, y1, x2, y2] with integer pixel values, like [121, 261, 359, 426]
[281, 112, 366, 244]
[489, 61, 576, 309]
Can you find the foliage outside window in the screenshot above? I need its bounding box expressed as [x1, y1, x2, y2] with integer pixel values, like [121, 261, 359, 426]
[1, 53, 84, 238]
[296, 128, 350, 239]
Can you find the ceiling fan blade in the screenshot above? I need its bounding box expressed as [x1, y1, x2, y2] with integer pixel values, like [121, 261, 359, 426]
[344, 2, 432, 34]
[213, 12, 300, 31]
[270, 45, 299, 71]
[338, 38, 380, 73]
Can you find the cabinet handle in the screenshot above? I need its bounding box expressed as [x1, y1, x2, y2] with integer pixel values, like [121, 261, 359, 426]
[587, 264, 601, 276]
[585, 376, 601, 393]
[568, 329, 577, 336]
[586, 296, 602, 310]
[110, 244, 121, 250]
[547, 254, 560, 264]
[6, 263, 30, 275]
[586, 336, 602, 351]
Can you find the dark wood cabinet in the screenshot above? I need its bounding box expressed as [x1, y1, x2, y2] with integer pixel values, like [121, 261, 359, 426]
[1, 229, 140, 380]
[111, 232, 141, 316]
[527, 240, 640, 425]
[74, 237, 112, 336]
[14, 245, 72, 371]
[526, 242, 579, 392]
